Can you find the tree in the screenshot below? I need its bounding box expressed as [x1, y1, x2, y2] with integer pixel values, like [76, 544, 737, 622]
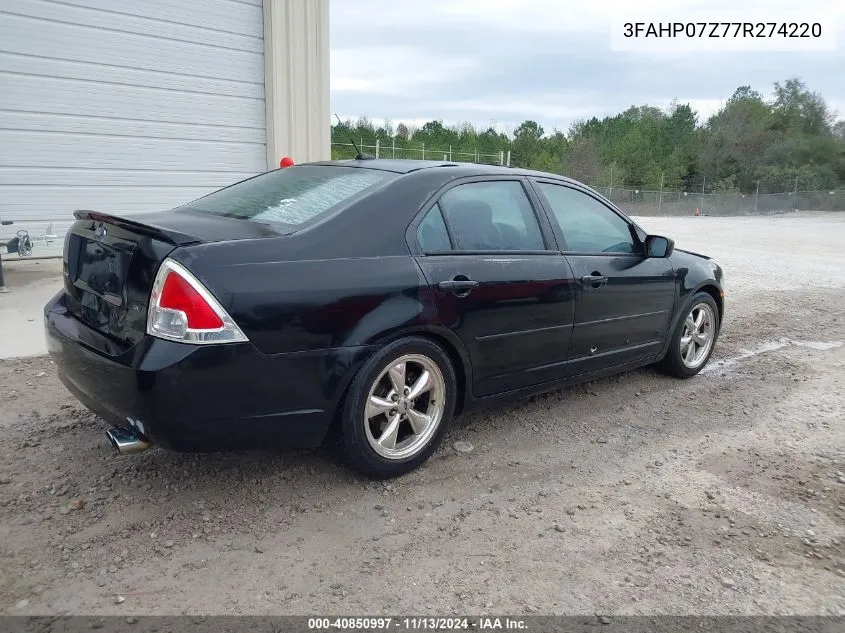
[512, 120, 545, 168]
[564, 135, 603, 185]
[395, 123, 409, 141]
[381, 117, 394, 138]
[699, 86, 774, 192]
[354, 116, 375, 135]
[513, 120, 544, 142]
[772, 78, 834, 137]
[662, 103, 700, 189]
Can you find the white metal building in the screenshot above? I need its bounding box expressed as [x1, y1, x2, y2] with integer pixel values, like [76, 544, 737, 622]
[0, 0, 330, 254]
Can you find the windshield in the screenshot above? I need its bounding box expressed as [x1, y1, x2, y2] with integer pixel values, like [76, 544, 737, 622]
[177, 165, 392, 228]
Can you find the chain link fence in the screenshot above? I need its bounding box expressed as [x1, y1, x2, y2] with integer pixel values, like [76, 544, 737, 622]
[329, 140, 843, 216]
[331, 142, 506, 165]
[592, 187, 845, 216]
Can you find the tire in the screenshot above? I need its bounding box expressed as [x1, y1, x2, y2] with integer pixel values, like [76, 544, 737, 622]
[659, 292, 720, 378]
[340, 337, 457, 479]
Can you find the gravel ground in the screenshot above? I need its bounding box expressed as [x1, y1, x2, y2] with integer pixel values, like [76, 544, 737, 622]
[1, 212, 844, 616]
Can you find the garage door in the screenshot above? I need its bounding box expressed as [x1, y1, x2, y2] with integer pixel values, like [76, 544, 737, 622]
[0, 0, 266, 256]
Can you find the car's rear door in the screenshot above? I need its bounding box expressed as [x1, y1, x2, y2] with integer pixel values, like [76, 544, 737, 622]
[409, 176, 576, 398]
[529, 179, 676, 375]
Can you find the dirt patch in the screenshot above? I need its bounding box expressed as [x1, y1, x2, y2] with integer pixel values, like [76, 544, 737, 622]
[1, 287, 844, 615]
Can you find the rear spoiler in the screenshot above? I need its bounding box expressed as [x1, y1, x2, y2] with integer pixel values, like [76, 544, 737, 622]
[73, 210, 201, 246]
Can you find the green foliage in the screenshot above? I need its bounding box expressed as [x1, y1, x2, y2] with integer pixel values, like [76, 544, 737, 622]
[753, 165, 838, 192]
[771, 79, 835, 136]
[330, 77, 844, 192]
[699, 79, 841, 193]
[698, 86, 774, 191]
[710, 175, 740, 194]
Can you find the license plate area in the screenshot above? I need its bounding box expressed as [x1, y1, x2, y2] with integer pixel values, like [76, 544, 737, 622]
[66, 229, 136, 336]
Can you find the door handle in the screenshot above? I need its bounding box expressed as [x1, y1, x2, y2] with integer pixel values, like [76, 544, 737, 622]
[439, 279, 479, 291]
[581, 273, 608, 288]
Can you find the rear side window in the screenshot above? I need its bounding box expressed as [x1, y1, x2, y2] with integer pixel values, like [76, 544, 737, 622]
[438, 181, 545, 251]
[178, 166, 391, 228]
[417, 204, 452, 253]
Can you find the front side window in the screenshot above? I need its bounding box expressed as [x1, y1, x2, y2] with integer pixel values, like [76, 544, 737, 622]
[536, 183, 637, 254]
[438, 181, 545, 251]
[178, 166, 391, 229]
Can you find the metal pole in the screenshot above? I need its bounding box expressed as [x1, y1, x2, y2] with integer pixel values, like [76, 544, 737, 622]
[375, 139, 379, 159]
[500, 150, 504, 166]
[0, 250, 6, 292]
[449, 145, 452, 161]
[475, 149, 479, 163]
[421, 142, 425, 160]
[657, 173, 664, 215]
[392, 137, 395, 159]
[701, 175, 705, 213]
[506, 150, 511, 167]
[754, 181, 759, 214]
[793, 176, 799, 209]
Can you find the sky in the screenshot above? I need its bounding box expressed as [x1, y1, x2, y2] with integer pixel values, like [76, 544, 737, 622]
[329, 0, 845, 136]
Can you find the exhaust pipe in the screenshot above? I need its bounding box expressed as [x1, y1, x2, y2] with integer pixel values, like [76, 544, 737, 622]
[106, 426, 150, 455]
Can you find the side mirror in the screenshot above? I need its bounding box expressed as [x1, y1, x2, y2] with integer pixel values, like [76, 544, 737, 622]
[645, 235, 674, 258]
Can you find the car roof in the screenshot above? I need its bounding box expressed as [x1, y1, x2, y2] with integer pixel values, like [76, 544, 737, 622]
[304, 158, 582, 184]
[307, 158, 464, 174]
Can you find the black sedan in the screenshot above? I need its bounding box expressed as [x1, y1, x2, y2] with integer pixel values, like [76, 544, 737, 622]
[45, 159, 724, 478]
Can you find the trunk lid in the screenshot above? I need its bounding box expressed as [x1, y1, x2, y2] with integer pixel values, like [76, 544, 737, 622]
[63, 210, 284, 346]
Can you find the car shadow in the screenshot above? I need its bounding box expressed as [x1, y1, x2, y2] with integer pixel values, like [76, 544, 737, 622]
[100, 364, 675, 486]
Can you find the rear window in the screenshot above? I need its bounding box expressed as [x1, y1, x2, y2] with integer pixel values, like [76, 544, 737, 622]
[177, 166, 391, 228]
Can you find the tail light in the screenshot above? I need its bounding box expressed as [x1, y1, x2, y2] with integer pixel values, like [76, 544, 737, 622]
[147, 258, 247, 344]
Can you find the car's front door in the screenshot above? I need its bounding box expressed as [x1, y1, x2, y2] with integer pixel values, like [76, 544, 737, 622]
[411, 178, 576, 397]
[530, 179, 676, 376]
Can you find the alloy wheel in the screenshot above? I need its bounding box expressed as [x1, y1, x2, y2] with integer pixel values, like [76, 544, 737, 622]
[364, 354, 446, 460]
[680, 302, 716, 368]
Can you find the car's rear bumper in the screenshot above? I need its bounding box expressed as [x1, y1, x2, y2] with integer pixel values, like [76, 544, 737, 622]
[44, 291, 374, 451]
